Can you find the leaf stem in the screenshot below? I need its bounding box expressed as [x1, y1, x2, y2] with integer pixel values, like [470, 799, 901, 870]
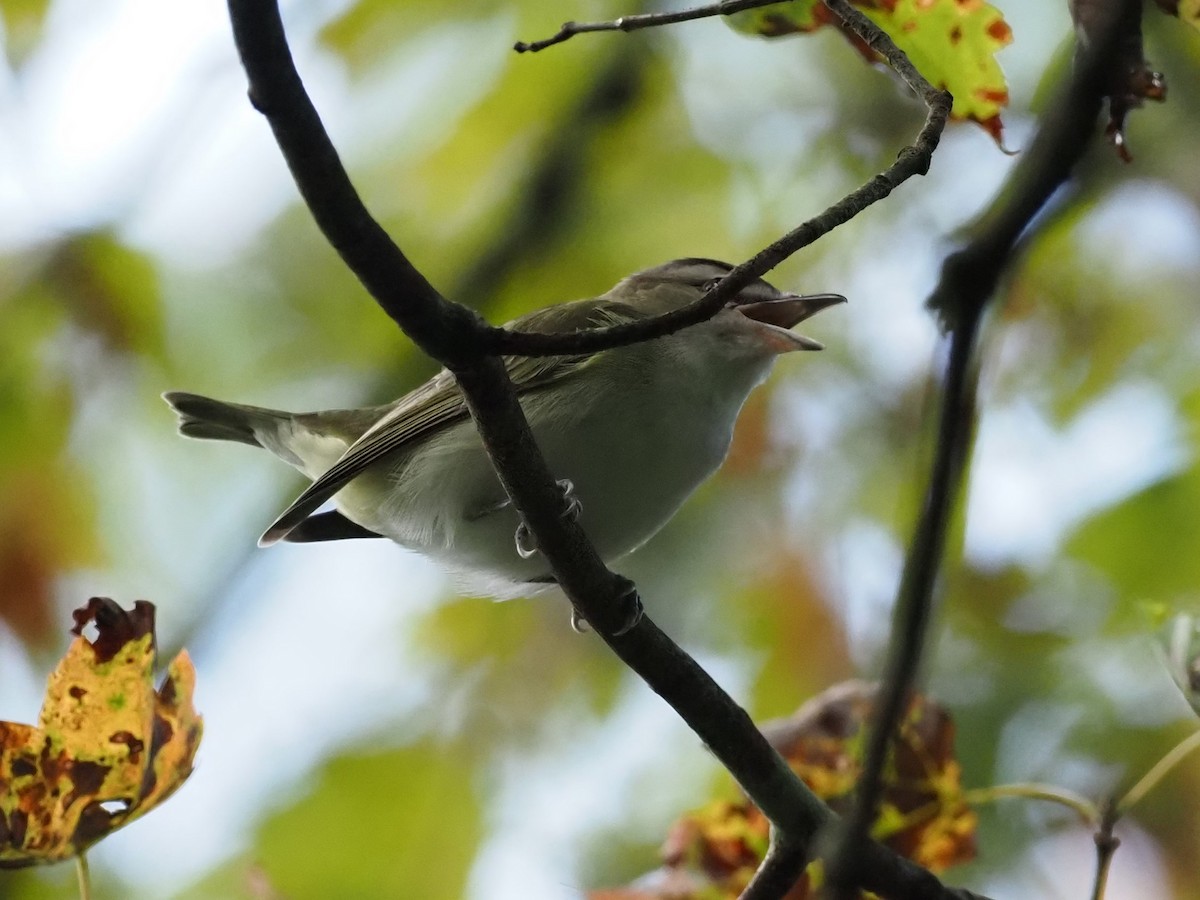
[963, 782, 1101, 825]
[1118, 727, 1200, 813]
[76, 852, 92, 900]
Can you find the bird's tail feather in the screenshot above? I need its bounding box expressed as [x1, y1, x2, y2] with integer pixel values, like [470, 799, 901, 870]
[163, 391, 287, 448]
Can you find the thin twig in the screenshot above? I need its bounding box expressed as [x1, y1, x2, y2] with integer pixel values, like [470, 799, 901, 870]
[491, 0, 950, 360]
[514, 0, 774, 53]
[964, 782, 1101, 826]
[1118, 727, 1200, 813]
[825, 1, 1144, 897]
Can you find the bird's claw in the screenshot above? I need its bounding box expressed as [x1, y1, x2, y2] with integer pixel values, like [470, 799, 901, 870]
[570, 577, 643, 636]
[515, 522, 539, 558]
[514, 479, 580, 559]
[612, 578, 643, 635]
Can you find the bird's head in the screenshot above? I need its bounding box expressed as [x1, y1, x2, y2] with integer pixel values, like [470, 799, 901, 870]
[617, 258, 845, 360]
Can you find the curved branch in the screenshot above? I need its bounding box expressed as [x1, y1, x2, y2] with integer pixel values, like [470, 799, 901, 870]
[222, 3, 978, 899]
[825, 1, 1145, 897]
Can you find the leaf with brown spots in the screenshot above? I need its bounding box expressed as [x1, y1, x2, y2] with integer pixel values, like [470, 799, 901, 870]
[0, 598, 202, 867]
[588, 681, 976, 899]
[729, 0, 1013, 144]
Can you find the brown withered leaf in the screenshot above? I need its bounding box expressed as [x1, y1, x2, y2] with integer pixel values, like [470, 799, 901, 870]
[0, 597, 202, 867]
[589, 681, 975, 899]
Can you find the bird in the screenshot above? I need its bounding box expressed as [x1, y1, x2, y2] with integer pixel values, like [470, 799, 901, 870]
[165, 258, 843, 601]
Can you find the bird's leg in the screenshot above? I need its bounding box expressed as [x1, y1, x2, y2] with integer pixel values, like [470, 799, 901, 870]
[515, 479, 580, 559]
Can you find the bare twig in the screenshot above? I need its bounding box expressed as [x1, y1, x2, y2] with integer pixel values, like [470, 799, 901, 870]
[491, 0, 950, 360]
[825, 1, 1144, 897]
[1118, 726, 1200, 813]
[964, 782, 1101, 826]
[514, 0, 773, 53]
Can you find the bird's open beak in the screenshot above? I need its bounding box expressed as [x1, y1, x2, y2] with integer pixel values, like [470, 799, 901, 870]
[736, 292, 846, 352]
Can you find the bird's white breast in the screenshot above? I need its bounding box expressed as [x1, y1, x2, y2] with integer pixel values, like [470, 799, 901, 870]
[339, 337, 775, 594]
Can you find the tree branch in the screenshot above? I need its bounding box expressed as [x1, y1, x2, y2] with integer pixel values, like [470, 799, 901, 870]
[825, 1, 1144, 897]
[222, 2, 978, 898]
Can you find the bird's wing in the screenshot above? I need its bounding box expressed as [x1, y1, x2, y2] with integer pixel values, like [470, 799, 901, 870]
[283, 510, 386, 542]
[259, 296, 643, 545]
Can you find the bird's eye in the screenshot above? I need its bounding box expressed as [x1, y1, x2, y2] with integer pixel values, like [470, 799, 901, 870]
[702, 277, 723, 294]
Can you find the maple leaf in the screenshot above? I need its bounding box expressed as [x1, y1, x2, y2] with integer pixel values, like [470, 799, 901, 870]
[729, 0, 1013, 144]
[0, 597, 203, 867]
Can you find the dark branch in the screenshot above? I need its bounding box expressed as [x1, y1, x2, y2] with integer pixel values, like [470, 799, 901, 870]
[741, 834, 810, 900]
[223, 2, 979, 898]
[825, 1, 1145, 897]
[226, 0, 828, 858]
[514, 0, 774, 53]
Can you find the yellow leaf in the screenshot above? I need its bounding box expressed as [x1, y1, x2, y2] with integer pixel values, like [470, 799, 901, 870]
[0, 598, 202, 867]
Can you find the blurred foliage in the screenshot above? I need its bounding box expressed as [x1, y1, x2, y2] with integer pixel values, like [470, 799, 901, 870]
[0, 0, 1198, 898]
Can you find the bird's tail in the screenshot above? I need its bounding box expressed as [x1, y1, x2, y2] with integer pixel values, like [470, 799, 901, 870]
[162, 391, 289, 448]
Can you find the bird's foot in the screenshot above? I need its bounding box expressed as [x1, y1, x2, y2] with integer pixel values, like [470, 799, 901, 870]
[514, 479, 580, 559]
[570, 577, 643, 636]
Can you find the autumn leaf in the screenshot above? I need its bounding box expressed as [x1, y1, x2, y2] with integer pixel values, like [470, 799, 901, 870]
[590, 681, 976, 899]
[728, 0, 1013, 143]
[0, 597, 203, 867]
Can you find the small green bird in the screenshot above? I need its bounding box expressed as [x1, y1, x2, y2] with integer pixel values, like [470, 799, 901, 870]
[165, 258, 842, 597]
